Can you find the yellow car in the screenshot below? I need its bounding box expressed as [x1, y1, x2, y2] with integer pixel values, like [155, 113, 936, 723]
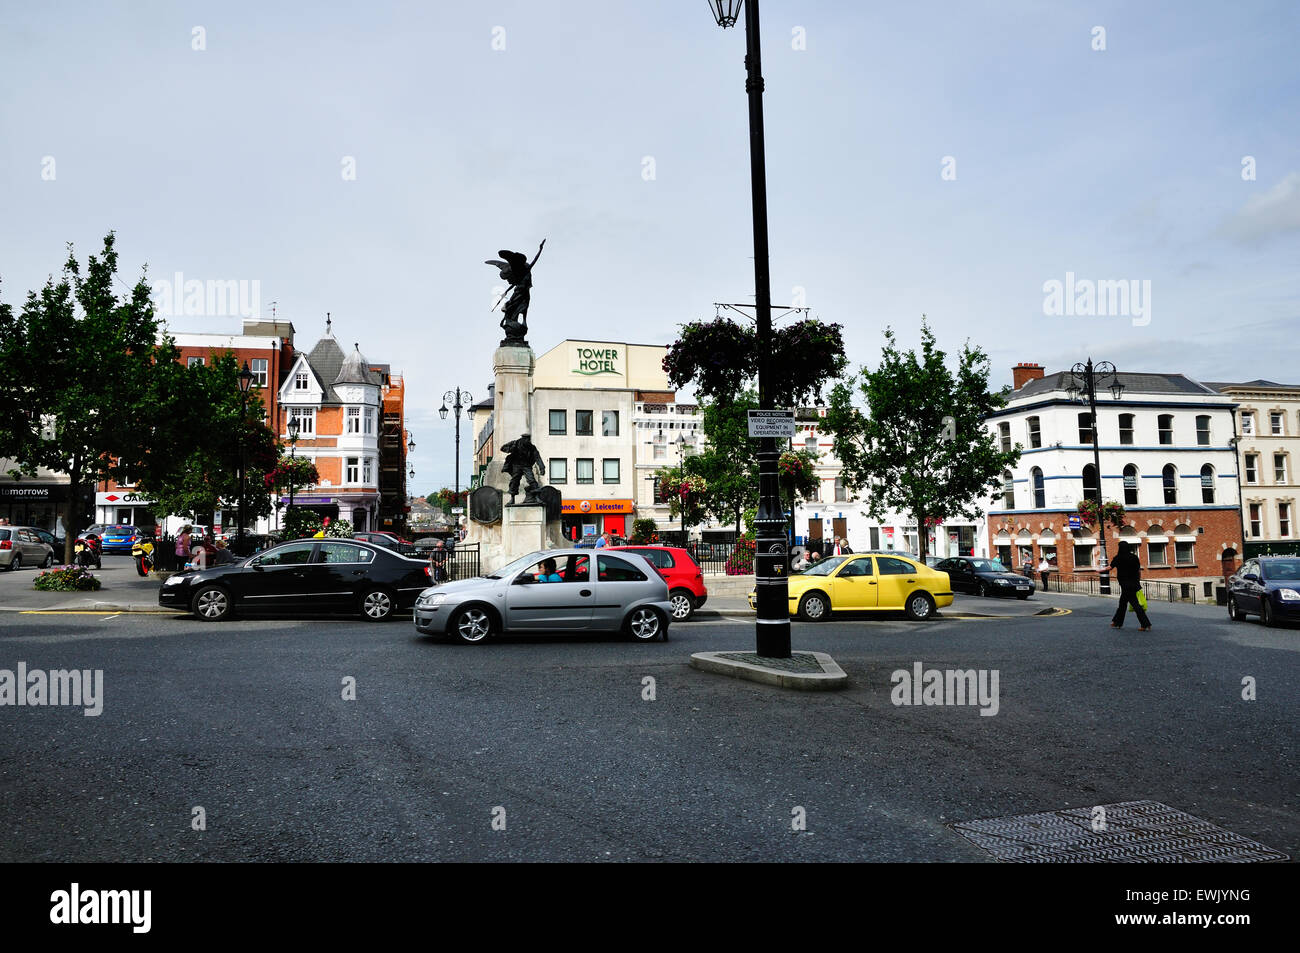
[748, 553, 953, 621]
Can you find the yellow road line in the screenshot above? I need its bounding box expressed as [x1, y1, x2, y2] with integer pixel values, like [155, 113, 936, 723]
[18, 609, 173, 615]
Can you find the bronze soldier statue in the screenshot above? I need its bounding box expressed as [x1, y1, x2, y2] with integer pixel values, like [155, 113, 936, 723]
[500, 433, 545, 504]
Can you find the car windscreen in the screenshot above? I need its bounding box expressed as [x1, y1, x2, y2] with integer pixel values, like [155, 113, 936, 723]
[1263, 559, 1300, 580]
[107, 525, 135, 534]
[969, 559, 1004, 572]
[801, 556, 848, 576]
[488, 552, 552, 580]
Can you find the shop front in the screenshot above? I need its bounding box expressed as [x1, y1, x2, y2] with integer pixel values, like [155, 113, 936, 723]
[95, 490, 159, 532]
[560, 498, 634, 541]
[1, 482, 75, 533]
[277, 493, 378, 532]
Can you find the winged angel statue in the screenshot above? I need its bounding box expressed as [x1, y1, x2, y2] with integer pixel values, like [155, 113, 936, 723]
[486, 240, 545, 345]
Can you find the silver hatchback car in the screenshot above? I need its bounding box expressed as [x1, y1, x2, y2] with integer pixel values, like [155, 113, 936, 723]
[414, 548, 673, 644]
[0, 526, 56, 570]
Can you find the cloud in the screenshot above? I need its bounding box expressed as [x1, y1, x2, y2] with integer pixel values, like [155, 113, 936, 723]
[1220, 172, 1300, 243]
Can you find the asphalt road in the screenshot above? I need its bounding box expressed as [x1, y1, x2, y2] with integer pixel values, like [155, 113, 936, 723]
[0, 596, 1295, 862]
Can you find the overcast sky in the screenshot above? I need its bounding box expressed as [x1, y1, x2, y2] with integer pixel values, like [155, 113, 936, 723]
[2, 1, 1297, 492]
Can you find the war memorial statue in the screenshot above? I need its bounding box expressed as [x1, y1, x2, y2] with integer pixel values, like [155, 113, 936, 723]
[486, 239, 545, 345]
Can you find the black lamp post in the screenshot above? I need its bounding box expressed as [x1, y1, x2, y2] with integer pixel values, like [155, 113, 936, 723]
[439, 388, 472, 533]
[286, 415, 300, 522]
[236, 362, 255, 555]
[710, 0, 790, 657]
[1065, 359, 1124, 595]
[675, 434, 688, 545]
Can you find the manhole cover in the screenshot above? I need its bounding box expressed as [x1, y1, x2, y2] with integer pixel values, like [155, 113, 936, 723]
[951, 800, 1289, 863]
[715, 652, 825, 674]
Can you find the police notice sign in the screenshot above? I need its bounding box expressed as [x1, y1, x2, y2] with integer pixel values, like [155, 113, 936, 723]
[747, 410, 796, 438]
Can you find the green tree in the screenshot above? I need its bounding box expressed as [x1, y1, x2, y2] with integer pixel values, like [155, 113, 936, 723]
[685, 392, 760, 537]
[821, 320, 1020, 559]
[0, 234, 167, 562]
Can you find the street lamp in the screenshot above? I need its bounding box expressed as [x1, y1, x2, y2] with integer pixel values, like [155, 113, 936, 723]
[675, 435, 688, 545]
[440, 388, 472, 533]
[710, 0, 790, 657]
[1066, 359, 1122, 595]
[286, 414, 300, 523]
[236, 362, 255, 555]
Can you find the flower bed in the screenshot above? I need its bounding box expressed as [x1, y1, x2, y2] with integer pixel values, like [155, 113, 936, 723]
[33, 566, 102, 592]
[725, 536, 756, 575]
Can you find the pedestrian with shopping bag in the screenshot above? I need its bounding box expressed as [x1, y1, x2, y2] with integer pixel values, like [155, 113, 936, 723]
[1109, 541, 1152, 630]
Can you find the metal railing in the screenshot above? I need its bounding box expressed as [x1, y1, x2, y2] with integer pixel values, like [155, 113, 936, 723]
[1048, 572, 1197, 603]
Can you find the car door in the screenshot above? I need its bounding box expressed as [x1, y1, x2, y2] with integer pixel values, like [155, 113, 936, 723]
[592, 553, 653, 630]
[505, 554, 593, 631]
[314, 541, 379, 609]
[874, 555, 924, 609]
[830, 555, 878, 609]
[238, 541, 319, 609]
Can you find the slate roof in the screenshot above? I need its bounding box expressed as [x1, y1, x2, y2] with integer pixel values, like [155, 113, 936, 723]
[1203, 379, 1300, 392]
[305, 336, 346, 404]
[335, 344, 380, 386]
[1014, 371, 1222, 400]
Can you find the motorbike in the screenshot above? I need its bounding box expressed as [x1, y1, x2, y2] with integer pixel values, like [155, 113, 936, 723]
[132, 537, 155, 576]
[74, 534, 102, 570]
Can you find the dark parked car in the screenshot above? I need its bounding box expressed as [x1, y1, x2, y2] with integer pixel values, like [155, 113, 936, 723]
[354, 531, 420, 556]
[1227, 556, 1300, 627]
[934, 556, 1034, 598]
[159, 537, 433, 622]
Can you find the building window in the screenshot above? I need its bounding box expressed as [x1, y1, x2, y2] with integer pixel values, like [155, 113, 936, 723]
[363, 457, 372, 484]
[1073, 544, 1095, 569]
[1123, 464, 1139, 505]
[1162, 464, 1178, 504]
[1082, 464, 1100, 503]
[1118, 413, 1134, 445]
[1001, 471, 1014, 508]
[1244, 454, 1258, 484]
[1280, 502, 1292, 537]
[575, 411, 594, 436]
[602, 411, 619, 437]
[1240, 411, 1254, 435]
[1031, 467, 1045, 508]
[364, 409, 374, 435]
[1249, 503, 1262, 537]
[1157, 414, 1174, 445]
[1195, 415, 1211, 445]
[1148, 541, 1168, 566]
[188, 356, 206, 368]
[834, 477, 847, 503]
[250, 358, 268, 387]
[1200, 464, 1215, 504]
[549, 410, 566, 435]
[652, 432, 666, 460]
[288, 407, 314, 434]
[602, 458, 620, 483]
[1270, 411, 1285, 436]
[1026, 416, 1041, 448]
[294, 371, 309, 390]
[805, 435, 818, 456]
[346, 457, 359, 483]
[1078, 412, 1094, 444]
[1275, 453, 1288, 484]
[576, 459, 594, 484]
[346, 407, 361, 433]
[999, 422, 1011, 452]
[550, 459, 567, 484]
[1175, 540, 1195, 565]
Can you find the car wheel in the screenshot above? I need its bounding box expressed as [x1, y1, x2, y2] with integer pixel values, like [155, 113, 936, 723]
[1260, 599, 1277, 628]
[797, 591, 830, 622]
[10, 554, 21, 571]
[452, 605, 494, 644]
[1228, 596, 1247, 622]
[42, 553, 54, 568]
[192, 586, 232, 622]
[905, 591, 937, 621]
[977, 581, 989, 598]
[359, 588, 394, 622]
[668, 589, 695, 622]
[625, 606, 666, 642]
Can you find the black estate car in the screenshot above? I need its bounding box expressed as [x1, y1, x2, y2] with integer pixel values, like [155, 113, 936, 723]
[934, 556, 1035, 599]
[1227, 556, 1300, 627]
[159, 537, 433, 622]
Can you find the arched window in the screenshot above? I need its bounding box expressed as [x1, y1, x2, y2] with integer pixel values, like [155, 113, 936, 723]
[1200, 464, 1215, 503]
[1162, 464, 1178, 504]
[1123, 464, 1139, 505]
[1031, 467, 1045, 508]
[1082, 464, 1100, 503]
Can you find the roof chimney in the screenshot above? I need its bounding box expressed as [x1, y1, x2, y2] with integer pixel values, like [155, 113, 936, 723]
[1012, 362, 1045, 390]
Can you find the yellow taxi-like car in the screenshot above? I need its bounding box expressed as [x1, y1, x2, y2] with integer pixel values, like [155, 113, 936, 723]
[747, 553, 953, 621]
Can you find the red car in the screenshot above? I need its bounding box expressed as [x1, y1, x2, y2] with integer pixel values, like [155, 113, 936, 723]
[607, 545, 707, 621]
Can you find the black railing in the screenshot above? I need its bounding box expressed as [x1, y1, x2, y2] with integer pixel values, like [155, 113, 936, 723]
[426, 542, 480, 583]
[1051, 572, 1197, 603]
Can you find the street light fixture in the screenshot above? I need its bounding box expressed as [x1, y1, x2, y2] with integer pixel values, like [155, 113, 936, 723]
[709, 0, 791, 657]
[1066, 358, 1122, 595]
[286, 415, 300, 521]
[236, 362, 255, 555]
[675, 435, 688, 545]
[441, 388, 472, 534]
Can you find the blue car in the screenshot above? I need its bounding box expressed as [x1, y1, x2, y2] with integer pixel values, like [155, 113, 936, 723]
[97, 524, 143, 554]
[1227, 556, 1300, 627]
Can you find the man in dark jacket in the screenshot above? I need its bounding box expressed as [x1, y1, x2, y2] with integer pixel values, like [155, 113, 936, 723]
[1110, 541, 1151, 629]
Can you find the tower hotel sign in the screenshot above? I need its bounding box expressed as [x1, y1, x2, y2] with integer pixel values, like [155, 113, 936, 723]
[573, 345, 621, 376]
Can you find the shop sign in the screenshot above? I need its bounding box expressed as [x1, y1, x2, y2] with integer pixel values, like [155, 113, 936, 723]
[573, 345, 621, 376]
[561, 498, 634, 515]
[96, 491, 151, 505]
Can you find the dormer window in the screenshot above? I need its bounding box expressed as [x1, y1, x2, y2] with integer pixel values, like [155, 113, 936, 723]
[294, 371, 309, 390]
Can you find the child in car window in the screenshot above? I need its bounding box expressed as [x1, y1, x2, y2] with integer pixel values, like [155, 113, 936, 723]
[534, 557, 562, 582]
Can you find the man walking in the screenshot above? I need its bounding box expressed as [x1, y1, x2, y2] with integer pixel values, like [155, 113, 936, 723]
[1110, 541, 1151, 630]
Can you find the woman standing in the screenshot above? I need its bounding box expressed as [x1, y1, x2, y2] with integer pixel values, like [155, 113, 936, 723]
[1110, 541, 1152, 630]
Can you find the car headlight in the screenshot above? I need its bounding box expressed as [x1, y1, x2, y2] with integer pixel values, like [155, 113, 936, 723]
[416, 592, 448, 608]
[1277, 588, 1300, 602]
[994, 578, 1010, 585]
[164, 575, 184, 586]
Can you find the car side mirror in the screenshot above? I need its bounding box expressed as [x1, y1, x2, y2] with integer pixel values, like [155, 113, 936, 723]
[513, 575, 533, 585]
[1243, 573, 1259, 583]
